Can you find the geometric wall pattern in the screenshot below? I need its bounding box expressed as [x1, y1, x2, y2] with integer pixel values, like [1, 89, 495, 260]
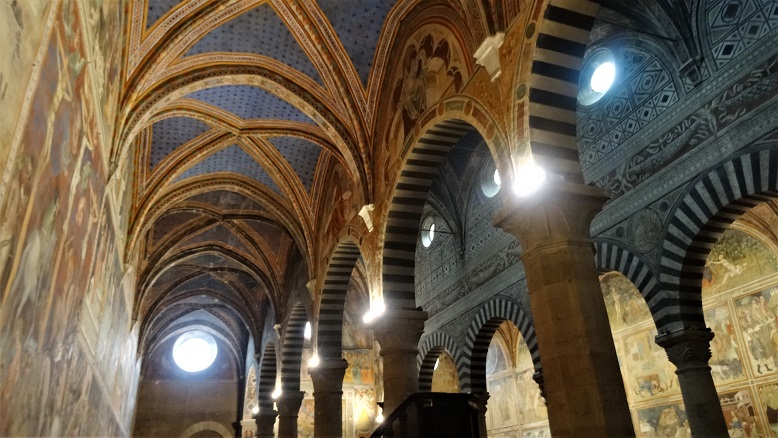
[578, 47, 679, 170]
[317, 0, 395, 85]
[706, 0, 778, 67]
[185, 3, 322, 85]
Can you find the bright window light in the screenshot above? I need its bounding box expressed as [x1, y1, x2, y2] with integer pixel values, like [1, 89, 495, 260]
[512, 161, 547, 198]
[304, 321, 312, 340]
[421, 217, 436, 248]
[434, 358, 440, 370]
[308, 354, 320, 368]
[493, 170, 501, 186]
[591, 62, 616, 93]
[173, 331, 218, 373]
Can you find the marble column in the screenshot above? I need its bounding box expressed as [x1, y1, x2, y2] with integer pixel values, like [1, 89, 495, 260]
[495, 184, 633, 437]
[310, 358, 347, 437]
[276, 390, 305, 438]
[371, 309, 427, 414]
[656, 328, 728, 437]
[254, 406, 277, 438]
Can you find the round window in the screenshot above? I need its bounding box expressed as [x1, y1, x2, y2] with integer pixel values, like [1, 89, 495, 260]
[481, 163, 502, 198]
[578, 49, 617, 106]
[421, 216, 436, 248]
[173, 331, 218, 372]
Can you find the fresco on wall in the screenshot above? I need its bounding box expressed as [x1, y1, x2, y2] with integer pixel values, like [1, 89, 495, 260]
[735, 287, 778, 377]
[622, 328, 680, 402]
[758, 383, 778, 436]
[298, 398, 315, 438]
[0, 1, 136, 436]
[485, 324, 547, 436]
[601, 272, 653, 332]
[703, 228, 778, 298]
[635, 402, 690, 437]
[0, 0, 50, 173]
[81, 0, 127, 142]
[705, 304, 746, 384]
[343, 283, 372, 350]
[378, 25, 467, 191]
[720, 388, 763, 437]
[431, 351, 460, 393]
[344, 350, 375, 385]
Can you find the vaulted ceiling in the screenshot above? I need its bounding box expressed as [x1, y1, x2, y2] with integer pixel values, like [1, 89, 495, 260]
[123, 0, 517, 363]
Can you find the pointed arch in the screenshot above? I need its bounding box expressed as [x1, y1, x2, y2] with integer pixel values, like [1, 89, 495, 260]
[317, 239, 363, 361]
[280, 302, 309, 391]
[594, 239, 662, 324]
[463, 297, 539, 394]
[659, 146, 778, 331]
[417, 331, 466, 392]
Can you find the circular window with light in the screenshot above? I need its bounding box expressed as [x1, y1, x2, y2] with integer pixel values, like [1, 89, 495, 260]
[481, 163, 502, 198]
[172, 331, 218, 373]
[421, 216, 436, 248]
[578, 49, 617, 106]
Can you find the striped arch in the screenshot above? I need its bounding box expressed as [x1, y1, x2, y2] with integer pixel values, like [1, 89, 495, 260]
[417, 331, 466, 392]
[382, 119, 476, 310]
[528, 0, 600, 184]
[280, 303, 308, 392]
[463, 297, 539, 394]
[257, 341, 277, 411]
[594, 239, 662, 322]
[317, 240, 362, 361]
[659, 147, 778, 331]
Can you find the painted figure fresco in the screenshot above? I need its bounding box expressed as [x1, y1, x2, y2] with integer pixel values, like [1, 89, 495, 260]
[703, 228, 778, 298]
[735, 287, 778, 376]
[636, 402, 690, 437]
[622, 328, 680, 402]
[719, 389, 763, 437]
[705, 305, 746, 384]
[601, 271, 653, 332]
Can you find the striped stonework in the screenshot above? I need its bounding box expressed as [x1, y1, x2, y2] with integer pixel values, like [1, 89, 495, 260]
[417, 331, 466, 392]
[280, 303, 308, 392]
[383, 119, 475, 310]
[257, 340, 277, 410]
[530, 0, 600, 183]
[659, 147, 778, 331]
[318, 240, 361, 361]
[594, 239, 661, 320]
[462, 297, 539, 393]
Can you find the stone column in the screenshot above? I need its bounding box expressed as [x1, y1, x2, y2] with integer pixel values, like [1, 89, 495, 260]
[495, 184, 633, 437]
[371, 309, 427, 414]
[656, 328, 728, 437]
[310, 358, 347, 437]
[240, 419, 256, 438]
[254, 406, 277, 438]
[276, 390, 305, 438]
[473, 392, 489, 438]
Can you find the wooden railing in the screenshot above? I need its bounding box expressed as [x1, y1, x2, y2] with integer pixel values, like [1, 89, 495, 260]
[370, 393, 481, 438]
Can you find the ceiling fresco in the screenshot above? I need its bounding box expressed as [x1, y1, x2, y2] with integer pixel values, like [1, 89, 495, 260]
[122, 0, 506, 369]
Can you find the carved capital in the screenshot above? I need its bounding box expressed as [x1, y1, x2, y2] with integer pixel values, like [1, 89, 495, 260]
[494, 181, 607, 253]
[254, 410, 277, 438]
[276, 390, 305, 417]
[310, 358, 348, 394]
[371, 309, 427, 354]
[655, 328, 715, 373]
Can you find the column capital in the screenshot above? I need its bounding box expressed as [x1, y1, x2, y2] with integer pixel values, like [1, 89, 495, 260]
[371, 309, 427, 353]
[655, 328, 715, 373]
[276, 390, 305, 417]
[310, 358, 348, 394]
[254, 409, 277, 438]
[493, 181, 607, 251]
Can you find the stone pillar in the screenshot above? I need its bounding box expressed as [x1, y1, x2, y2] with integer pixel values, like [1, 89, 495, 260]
[473, 392, 489, 438]
[371, 309, 427, 414]
[656, 328, 728, 437]
[495, 185, 634, 437]
[310, 358, 347, 437]
[240, 419, 256, 438]
[254, 407, 277, 438]
[276, 390, 305, 438]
